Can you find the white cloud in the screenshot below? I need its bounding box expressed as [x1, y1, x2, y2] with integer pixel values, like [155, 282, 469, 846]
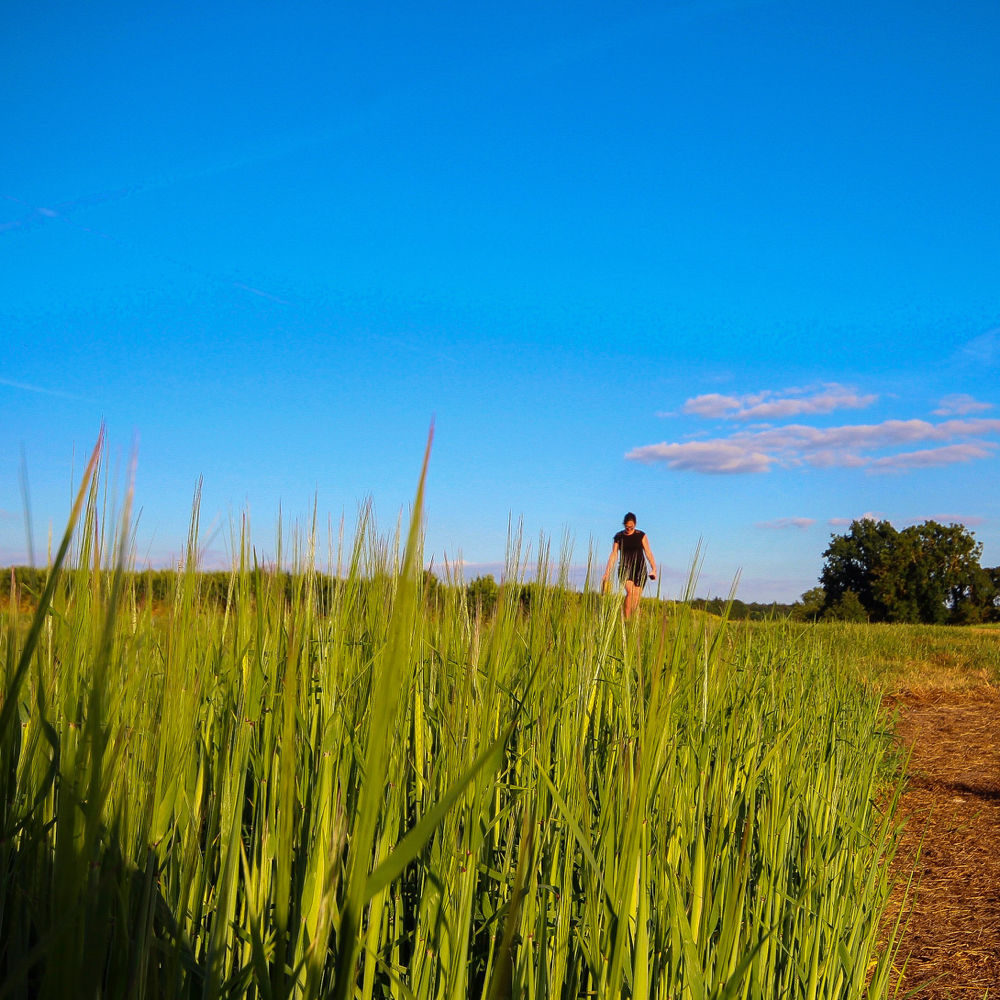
[933, 394, 994, 416]
[939, 418, 1000, 435]
[625, 440, 775, 474]
[629, 416, 1000, 475]
[742, 387, 877, 420]
[680, 383, 877, 422]
[868, 442, 996, 472]
[681, 393, 742, 418]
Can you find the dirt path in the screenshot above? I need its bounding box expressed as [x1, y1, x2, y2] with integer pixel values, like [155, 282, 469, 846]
[888, 688, 1000, 997]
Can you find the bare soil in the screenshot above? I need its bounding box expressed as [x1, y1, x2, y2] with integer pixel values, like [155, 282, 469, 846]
[886, 687, 1000, 998]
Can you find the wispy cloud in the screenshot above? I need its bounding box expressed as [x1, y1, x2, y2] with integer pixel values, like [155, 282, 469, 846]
[629, 407, 1000, 475]
[0, 376, 91, 402]
[680, 384, 877, 421]
[2, 190, 293, 308]
[627, 441, 775, 474]
[959, 327, 1000, 367]
[744, 418, 1000, 453]
[756, 517, 816, 530]
[1, 188, 140, 235]
[868, 442, 996, 472]
[230, 281, 291, 305]
[900, 513, 985, 527]
[933, 393, 993, 416]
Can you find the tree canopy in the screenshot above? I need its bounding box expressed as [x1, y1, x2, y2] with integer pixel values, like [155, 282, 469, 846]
[815, 519, 999, 624]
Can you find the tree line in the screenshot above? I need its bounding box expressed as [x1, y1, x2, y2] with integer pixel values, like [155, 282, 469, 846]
[795, 519, 1000, 624]
[7, 520, 996, 626]
[0, 566, 583, 619]
[2, 565, 791, 622]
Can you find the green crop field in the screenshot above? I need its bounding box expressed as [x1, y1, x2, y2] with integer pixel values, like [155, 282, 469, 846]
[7, 445, 991, 999]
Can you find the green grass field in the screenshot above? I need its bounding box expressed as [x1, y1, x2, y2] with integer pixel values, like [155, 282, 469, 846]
[3, 450, 992, 998]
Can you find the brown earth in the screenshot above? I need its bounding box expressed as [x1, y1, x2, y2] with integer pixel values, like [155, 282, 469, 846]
[886, 687, 1000, 998]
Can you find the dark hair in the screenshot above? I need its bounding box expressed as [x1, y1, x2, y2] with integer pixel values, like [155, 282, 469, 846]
[623, 512, 637, 525]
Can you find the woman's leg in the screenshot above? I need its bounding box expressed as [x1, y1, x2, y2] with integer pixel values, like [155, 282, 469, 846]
[623, 580, 642, 618]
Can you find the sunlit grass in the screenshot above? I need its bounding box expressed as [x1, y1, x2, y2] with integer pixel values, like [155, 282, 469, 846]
[0, 442, 913, 998]
[732, 620, 1000, 695]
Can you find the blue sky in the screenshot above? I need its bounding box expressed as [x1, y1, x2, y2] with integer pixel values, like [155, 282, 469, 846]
[3, 0, 998, 601]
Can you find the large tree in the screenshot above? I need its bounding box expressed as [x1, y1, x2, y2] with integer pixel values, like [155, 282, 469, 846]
[819, 518, 899, 621]
[819, 519, 992, 624]
[901, 521, 983, 624]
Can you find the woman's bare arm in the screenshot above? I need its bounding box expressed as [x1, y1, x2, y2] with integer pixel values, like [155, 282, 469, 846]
[602, 541, 619, 583]
[642, 535, 657, 579]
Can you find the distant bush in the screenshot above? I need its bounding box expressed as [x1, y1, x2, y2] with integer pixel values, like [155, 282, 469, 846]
[689, 596, 795, 620]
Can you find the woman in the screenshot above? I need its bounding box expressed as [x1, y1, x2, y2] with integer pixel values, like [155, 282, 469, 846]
[602, 512, 657, 619]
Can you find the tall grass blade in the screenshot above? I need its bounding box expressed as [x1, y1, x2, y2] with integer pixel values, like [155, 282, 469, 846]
[331, 424, 433, 1000]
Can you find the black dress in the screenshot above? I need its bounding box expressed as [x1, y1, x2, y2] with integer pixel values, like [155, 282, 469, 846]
[614, 529, 648, 586]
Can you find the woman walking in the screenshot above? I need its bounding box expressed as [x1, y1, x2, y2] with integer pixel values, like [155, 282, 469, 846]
[602, 512, 657, 619]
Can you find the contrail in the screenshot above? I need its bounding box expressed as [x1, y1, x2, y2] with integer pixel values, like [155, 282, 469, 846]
[0, 376, 92, 402]
[3, 190, 295, 307]
[2, 188, 141, 233]
[2, 188, 462, 361]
